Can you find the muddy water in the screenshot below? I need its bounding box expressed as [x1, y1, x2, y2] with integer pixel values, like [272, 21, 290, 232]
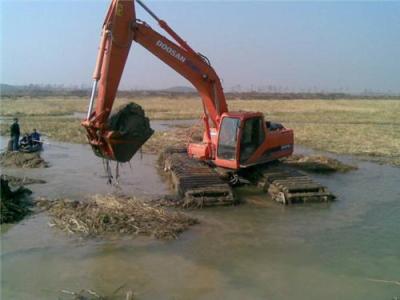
[1, 135, 400, 299]
[0, 137, 167, 199]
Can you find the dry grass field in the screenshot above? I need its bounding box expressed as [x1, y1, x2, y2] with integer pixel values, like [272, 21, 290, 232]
[1, 97, 399, 166]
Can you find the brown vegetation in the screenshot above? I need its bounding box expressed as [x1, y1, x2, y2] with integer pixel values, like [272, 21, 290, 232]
[0, 151, 49, 168]
[144, 124, 202, 154]
[1, 97, 399, 166]
[36, 195, 198, 240]
[58, 287, 135, 300]
[1, 174, 46, 185]
[283, 154, 357, 173]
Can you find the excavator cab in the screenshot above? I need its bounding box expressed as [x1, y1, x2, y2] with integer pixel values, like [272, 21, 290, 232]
[216, 114, 265, 168]
[215, 113, 293, 169]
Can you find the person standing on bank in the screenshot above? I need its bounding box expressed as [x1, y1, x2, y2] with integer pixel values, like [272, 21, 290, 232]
[10, 118, 20, 151]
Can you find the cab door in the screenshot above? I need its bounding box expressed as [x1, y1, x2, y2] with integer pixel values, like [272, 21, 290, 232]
[216, 117, 240, 161]
[239, 117, 265, 164]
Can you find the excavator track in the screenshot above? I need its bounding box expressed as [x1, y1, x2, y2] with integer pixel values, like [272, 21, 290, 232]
[160, 149, 335, 206]
[257, 166, 335, 204]
[161, 149, 235, 207]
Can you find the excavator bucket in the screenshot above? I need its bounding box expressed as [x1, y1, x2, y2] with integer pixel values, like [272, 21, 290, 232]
[84, 103, 154, 163]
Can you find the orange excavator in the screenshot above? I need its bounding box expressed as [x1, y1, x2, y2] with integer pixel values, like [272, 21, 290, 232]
[82, 0, 294, 171]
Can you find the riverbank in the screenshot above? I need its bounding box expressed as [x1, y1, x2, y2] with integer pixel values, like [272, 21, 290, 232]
[1, 98, 398, 166]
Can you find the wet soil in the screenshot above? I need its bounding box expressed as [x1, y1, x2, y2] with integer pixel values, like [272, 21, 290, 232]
[0, 177, 33, 224]
[0, 151, 49, 168]
[283, 154, 358, 173]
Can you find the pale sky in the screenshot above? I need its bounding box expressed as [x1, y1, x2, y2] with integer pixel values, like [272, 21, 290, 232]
[1, 0, 400, 93]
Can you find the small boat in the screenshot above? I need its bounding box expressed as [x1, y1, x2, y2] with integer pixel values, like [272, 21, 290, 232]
[19, 141, 43, 153]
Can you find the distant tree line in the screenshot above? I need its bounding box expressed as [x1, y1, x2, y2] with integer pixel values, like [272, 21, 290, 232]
[1, 84, 399, 100]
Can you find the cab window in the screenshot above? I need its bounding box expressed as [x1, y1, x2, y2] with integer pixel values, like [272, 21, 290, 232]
[240, 117, 265, 163]
[217, 117, 240, 160]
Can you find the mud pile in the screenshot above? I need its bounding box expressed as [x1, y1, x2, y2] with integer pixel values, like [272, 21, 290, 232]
[36, 195, 198, 240]
[105, 102, 155, 162]
[0, 151, 49, 168]
[284, 154, 357, 173]
[145, 124, 203, 154]
[1, 174, 46, 186]
[151, 194, 201, 209]
[0, 177, 32, 224]
[107, 102, 154, 143]
[108, 102, 154, 142]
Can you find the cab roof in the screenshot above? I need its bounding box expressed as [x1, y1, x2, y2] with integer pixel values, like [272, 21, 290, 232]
[222, 111, 264, 120]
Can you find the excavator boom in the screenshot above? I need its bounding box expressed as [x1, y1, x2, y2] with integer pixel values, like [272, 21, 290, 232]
[82, 0, 227, 162]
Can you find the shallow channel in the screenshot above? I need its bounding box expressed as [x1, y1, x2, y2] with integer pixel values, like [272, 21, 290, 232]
[1, 128, 399, 299]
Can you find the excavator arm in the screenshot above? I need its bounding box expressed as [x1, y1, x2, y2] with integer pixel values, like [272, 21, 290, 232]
[134, 21, 228, 125]
[82, 0, 228, 162]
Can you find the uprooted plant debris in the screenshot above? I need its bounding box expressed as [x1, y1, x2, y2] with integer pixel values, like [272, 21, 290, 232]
[144, 123, 203, 154]
[152, 194, 197, 209]
[36, 195, 198, 240]
[1, 174, 46, 186]
[59, 287, 135, 300]
[1, 177, 33, 224]
[151, 194, 234, 209]
[283, 154, 357, 173]
[0, 151, 49, 168]
[59, 289, 108, 300]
